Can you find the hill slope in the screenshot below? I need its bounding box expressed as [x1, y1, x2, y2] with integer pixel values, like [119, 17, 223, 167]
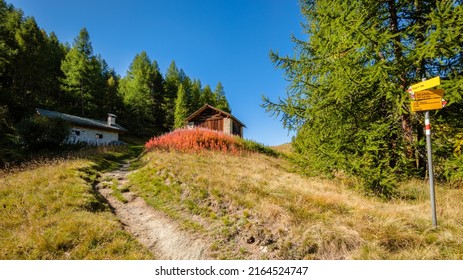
[2, 144, 463, 259]
[0, 148, 153, 260]
[128, 150, 463, 259]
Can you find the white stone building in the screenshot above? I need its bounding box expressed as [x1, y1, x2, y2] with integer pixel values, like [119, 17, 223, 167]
[36, 108, 127, 145]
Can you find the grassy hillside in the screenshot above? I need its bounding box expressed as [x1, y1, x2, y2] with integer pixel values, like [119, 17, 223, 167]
[128, 149, 463, 259]
[2, 129, 463, 260]
[0, 147, 153, 260]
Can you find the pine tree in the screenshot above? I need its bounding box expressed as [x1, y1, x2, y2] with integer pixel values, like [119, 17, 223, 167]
[213, 81, 231, 113]
[9, 16, 48, 117]
[164, 60, 181, 130]
[105, 74, 119, 112]
[119, 51, 157, 135]
[174, 84, 189, 128]
[0, 1, 19, 88]
[0, 1, 66, 122]
[60, 27, 96, 117]
[189, 79, 203, 114]
[42, 32, 66, 110]
[150, 59, 166, 132]
[263, 0, 463, 196]
[201, 84, 215, 106]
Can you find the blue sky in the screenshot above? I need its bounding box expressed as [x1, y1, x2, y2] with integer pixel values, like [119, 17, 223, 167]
[7, 0, 305, 146]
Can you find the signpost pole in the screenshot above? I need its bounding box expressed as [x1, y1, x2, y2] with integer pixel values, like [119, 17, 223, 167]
[425, 110, 438, 228]
[410, 76, 442, 228]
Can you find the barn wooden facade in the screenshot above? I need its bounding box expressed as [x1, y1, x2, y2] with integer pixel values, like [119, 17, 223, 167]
[185, 104, 246, 137]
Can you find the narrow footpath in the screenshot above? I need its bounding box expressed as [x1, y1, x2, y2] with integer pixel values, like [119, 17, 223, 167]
[96, 161, 208, 259]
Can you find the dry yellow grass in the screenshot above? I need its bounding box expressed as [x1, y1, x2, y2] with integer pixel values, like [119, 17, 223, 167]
[0, 156, 153, 260]
[271, 143, 293, 155]
[129, 150, 463, 259]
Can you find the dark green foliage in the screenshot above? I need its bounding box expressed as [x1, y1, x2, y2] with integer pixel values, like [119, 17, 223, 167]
[237, 138, 279, 158]
[119, 51, 166, 136]
[214, 81, 231, 113]
[16, 116, 70, 150]
[443, 155, 463, 187]
[163, 61, 181, 130]
[442, 131, 463, 186]
[188, 79, 203, 115]
[0, 2, 66, 121]
[264, 0, 463, 196]
[60, 28, 100, 117]
[174, 84, 189, 128]
[201, 85, 215, 106]
[0, 105, 23, 166]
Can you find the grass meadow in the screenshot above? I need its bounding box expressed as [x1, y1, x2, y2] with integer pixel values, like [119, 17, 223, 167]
[129, 149, 463, 259]
[0, 147, 153, 259]
[2, 128, 463, 260]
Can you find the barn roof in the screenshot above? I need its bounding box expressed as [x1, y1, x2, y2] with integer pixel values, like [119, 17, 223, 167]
[185, 104, 246, 128]
[36, 108, 127, 133]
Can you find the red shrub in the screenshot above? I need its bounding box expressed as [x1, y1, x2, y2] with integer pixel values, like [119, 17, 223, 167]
[145, 128, 243, 154]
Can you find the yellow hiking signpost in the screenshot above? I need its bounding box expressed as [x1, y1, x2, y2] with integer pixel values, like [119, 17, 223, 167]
[413, 89, 444, 100]
[410, 86, 446, 113]
[411, 97, 446, 112]
[410, 76, 441, 92]
[407, 76, 446, 228]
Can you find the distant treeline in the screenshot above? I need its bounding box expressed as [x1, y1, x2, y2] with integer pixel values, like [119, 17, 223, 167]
[0, 0, 231, 163]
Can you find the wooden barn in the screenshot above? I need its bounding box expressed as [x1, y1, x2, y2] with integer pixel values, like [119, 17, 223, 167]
[185, 104, 246, 137]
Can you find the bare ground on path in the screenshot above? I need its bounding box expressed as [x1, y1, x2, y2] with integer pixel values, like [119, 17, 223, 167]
[96, 161, 208, 259]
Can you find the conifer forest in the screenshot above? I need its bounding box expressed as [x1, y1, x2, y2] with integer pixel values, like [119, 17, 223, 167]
[0, 0, 231, 165]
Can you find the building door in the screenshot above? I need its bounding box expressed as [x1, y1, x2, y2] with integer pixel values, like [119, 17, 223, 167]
[201, 119, 223, 132]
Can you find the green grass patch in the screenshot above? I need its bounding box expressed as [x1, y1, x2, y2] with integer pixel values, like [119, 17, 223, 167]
[100, 177, 129, 204]
[127, 165, 206, 233]
[87, 146, 143, 172]
[238, 138, 280, 157]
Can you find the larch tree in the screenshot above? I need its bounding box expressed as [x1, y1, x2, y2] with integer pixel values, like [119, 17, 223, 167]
[0, 1, 68, 121]
[214, 81, 231, 113]
[189, 79, 203, 114]
[119, 51, 165, 136]
[60, 28, 97, 117]
[164, 60, 181, 130]
[174, 83, 189, 128]
[201, 84, 215, 106]
[263, 0, 463, 196]
[104, 73, 121, 114]
[9, 16, 48, 118]
[150, 59, 166, 133]
[42, 32, 66, 110]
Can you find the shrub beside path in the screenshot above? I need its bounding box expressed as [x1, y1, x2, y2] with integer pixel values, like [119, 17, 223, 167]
[97, 161, 208, 259]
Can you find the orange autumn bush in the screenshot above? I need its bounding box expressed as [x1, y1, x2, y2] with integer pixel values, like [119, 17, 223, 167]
[145, 128, 243, 154]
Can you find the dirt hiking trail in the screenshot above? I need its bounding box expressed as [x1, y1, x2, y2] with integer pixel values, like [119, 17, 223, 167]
[96, 161, 208, 259]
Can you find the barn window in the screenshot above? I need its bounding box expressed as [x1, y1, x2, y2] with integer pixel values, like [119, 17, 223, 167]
[96, 133, 103, 139]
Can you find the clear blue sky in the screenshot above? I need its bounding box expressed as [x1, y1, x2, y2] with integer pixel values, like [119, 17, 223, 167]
[7, 0, 305, 146]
